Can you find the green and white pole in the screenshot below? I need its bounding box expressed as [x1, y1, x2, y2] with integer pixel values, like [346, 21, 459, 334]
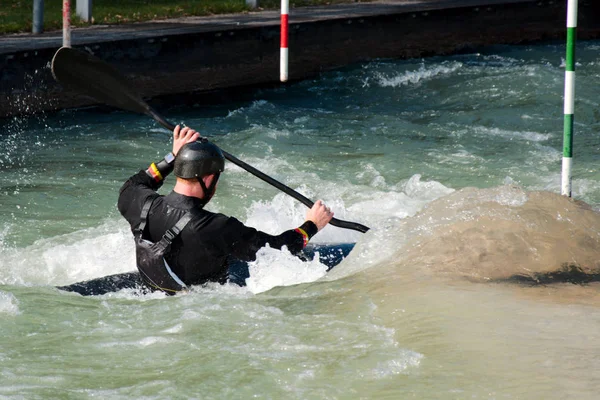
[561, 0, 578, 197]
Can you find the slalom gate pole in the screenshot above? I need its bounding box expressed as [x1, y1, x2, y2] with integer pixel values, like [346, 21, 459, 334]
[280, 0, 289, 82]
[561, 0, 577, 197]
[63, 0, 71, 47]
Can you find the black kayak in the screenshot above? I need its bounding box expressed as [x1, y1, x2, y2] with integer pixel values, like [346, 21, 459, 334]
[58, 243, 355, 296]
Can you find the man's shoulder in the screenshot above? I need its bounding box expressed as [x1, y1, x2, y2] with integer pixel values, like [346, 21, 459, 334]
[185, 208, 228, 226]
[190, 211, 251, 233]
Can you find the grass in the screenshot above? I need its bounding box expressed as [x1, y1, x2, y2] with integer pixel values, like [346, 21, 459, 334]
[0, 0, 364, 35]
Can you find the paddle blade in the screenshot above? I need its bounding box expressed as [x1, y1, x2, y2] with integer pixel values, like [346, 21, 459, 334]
[51, 47, 150, 116]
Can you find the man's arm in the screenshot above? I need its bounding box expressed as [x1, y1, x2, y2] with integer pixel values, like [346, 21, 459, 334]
[226, 200, 334, 261]
[144, 125, 200, 184]
[117, 125, 200, 225]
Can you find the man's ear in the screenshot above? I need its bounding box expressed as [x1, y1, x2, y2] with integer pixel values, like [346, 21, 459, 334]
[201, 174, 216, 188]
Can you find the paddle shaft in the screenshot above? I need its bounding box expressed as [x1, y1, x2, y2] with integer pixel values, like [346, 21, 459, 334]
[150, 110, 369, 233]
[52, 47, 369, 233]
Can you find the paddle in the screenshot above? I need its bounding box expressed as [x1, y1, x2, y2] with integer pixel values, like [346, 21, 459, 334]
[51, 47, 370, 233]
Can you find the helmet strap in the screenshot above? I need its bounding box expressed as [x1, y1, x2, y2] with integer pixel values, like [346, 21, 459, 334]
[197, 173, 220, 204]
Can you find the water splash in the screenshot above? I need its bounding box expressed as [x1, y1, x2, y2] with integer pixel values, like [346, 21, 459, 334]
[375, 61, 463, 87]
[329, 185, 600, 283]
[0, 219, 134, 287]
[245, 246, 328, 294]
[0, 291, 19, 316]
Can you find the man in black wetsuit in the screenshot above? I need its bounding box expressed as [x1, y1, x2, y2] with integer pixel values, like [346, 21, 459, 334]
[117, 125, 334, 293]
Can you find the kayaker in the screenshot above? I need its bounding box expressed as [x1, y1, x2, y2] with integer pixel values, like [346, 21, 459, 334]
[117, 125, 334, 294]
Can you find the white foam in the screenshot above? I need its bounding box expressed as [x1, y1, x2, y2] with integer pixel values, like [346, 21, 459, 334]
[322, 175, 457, 280]
[427, 148, 486, 165]
[368, 350, 424, 378]
[376, 62, 462, 87]
[245, 246, 328, 294]
[355, 163, 387, 188]
[480, 54, 520, 67]
[0, 219, 134, 286]
[242, 174, 455, 283]
[242, 179, 366, 244]
[226, 99, 273, 118]
[471, 125, 552, 142]
[345, 175, 454, 224]
[0, 291, 19, 315]
[402, 174, 455, 201]
[97, 336, 176, 349]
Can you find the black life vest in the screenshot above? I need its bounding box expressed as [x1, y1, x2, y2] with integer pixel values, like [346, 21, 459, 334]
[134, 196, 196, 295]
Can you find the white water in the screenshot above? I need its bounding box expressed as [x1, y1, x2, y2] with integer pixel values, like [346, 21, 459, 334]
[1, 41, 600, 399]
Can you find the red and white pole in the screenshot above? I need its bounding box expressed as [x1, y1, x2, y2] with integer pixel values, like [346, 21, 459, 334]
[63, 0, 71, 47]
[280, 0, 289, 82]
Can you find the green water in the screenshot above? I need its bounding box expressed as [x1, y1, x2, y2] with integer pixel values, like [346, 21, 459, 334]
[1, 41, 600, 399]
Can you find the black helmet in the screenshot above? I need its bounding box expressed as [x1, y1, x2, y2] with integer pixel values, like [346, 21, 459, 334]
[174, 141, 225, 179]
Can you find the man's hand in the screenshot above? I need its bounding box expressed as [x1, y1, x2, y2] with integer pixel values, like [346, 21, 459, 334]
[306, 200, 334, 231]
[173, 125, 200, 155]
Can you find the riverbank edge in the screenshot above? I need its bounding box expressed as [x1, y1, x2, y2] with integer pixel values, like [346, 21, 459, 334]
[1, 0, 599, 118]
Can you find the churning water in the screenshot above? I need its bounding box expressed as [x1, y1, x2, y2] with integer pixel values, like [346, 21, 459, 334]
[1, 40, 600, 399]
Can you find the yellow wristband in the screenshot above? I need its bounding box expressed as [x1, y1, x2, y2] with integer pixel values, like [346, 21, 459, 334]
[294, 227, 309, 247]
[148, 163, 163, 182]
